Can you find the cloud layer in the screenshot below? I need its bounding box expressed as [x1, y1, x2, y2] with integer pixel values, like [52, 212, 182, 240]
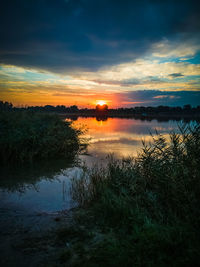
[1, 0, 200, 72]
[0, 0, 200, 106]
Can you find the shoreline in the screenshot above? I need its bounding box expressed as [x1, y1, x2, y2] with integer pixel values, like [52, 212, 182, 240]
[59, 112, 200, 121]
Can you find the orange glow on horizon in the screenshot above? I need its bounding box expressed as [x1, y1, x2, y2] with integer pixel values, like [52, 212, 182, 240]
[96, 100, 107, 106]
[0, 89, 119, 108]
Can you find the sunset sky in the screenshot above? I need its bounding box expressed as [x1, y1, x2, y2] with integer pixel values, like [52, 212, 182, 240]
[0, 0, 200, 108]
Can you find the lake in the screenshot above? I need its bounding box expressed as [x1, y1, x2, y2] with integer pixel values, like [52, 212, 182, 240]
[0, 117, 192, 215]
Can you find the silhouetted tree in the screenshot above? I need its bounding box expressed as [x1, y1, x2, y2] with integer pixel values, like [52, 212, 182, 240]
[70, 105, 79, 113]
[96, 104, 108, 112]
[183, 104, 191, 111]
[0, 101, 13, 111]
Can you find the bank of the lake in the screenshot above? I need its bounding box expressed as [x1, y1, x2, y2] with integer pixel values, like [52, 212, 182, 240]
[0, 111, 86, 266]
[0, 116, 200, 266]
[58, 124, 200, 266]
[59, 111, 200, 123]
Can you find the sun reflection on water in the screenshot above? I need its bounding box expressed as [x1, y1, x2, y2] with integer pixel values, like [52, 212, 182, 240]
[69, 117, 179, 159]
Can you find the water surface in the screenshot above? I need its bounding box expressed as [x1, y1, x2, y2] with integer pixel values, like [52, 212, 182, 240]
[0, 117, 188, 214]
[75, 117, 181, 164]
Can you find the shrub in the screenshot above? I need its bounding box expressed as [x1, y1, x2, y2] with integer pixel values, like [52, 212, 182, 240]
[70, 124, 200, 266]
[0, 111, 84, 163]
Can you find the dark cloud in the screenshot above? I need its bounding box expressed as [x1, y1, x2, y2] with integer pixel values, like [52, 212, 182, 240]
[121, 76, 165, 86]
[0, 0, 200, 72]
[168, 73, 184, 78]
[118, 90, 200, 107]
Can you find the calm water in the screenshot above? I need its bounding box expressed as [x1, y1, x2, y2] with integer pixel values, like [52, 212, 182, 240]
[76, 117, 180, 161]
[0, 117, 187, 214]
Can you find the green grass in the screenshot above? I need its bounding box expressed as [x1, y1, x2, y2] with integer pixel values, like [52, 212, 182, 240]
[0, 111, 84, 163]
[65, 124, 200, 266]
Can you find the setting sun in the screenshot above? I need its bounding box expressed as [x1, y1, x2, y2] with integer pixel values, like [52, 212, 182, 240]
[96, 100, 107, 106]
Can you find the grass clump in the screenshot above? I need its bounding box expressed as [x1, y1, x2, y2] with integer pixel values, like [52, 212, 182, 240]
[0, 111, 84, 163]
[68, 124, 200, 266]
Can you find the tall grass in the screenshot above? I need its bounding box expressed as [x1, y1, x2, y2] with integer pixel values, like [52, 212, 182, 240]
[69, 124, 200, 266]
[0, 111, 84, 163]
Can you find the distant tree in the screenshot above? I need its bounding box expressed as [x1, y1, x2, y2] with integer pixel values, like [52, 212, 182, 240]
[173, 106, 182, 113]
[44, 105, 55, 112]
[55, 105, 67, 113]
[183, 104, 191, 111]
[0, 101, 13, 111]
[69, 105, 79, 113]
[96, 104, 108, 112]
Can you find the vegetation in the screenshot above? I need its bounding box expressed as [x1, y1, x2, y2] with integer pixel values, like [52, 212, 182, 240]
[0, 111, 84, 163]
[96, 104, 108, 112]
[0, 100, 13, 111]
[58, 124, 200, 266]
[1, 100, 200, 118]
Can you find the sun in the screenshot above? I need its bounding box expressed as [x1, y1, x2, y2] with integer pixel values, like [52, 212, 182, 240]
[96, 100, 106, 106]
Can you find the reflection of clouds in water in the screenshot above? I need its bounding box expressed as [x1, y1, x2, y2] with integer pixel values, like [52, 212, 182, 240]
[73, 117, 180, 159]
[91, 134, 162, 144]
[87, 132, 173, 159]
[91, 137, 120, 143]
[154, 126, 174, 132]
[54, 167, 85, 210]
[0, 118, 188, 215]
[73, 117, 179, 135]
[60, 167, 85, 181]
[89, 141, 142, 158]
[0, 166, 85, 213]
[119, 122, 179, 135]
[91, 137, 140, 145]
[0, 159, 73, 193]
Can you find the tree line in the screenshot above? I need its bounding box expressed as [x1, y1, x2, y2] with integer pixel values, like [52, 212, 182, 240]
[0, 100, 200, 115]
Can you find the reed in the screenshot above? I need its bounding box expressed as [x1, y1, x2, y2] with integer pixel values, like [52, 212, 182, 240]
[69, 124, 200, 266]
[0, 111, 83, 163]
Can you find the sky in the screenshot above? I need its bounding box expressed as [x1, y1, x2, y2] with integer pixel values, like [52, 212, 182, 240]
[0, 0, 200, 108]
